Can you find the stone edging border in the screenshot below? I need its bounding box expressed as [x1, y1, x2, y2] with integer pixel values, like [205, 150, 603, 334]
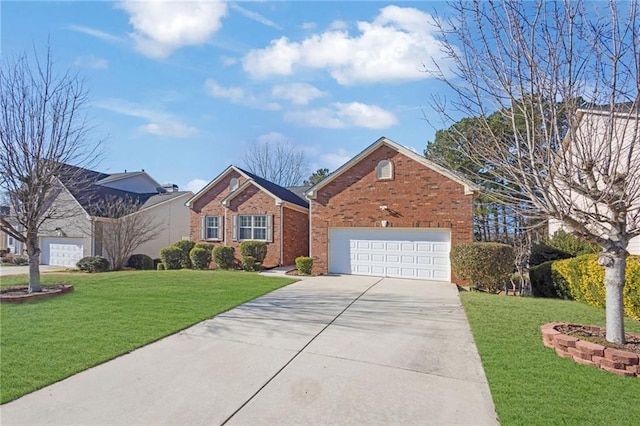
[541, 322, 639, 377]
[0, 285, 74, 304]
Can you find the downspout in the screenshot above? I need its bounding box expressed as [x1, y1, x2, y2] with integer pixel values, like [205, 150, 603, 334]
[279, 203, 284, 266]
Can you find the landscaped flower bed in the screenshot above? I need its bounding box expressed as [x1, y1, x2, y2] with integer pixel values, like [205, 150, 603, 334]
[541, 322, 640, 377]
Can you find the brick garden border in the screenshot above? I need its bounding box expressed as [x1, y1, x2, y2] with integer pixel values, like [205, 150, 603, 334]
[541, 322, 639, 377]
[0, 285, 74, 304]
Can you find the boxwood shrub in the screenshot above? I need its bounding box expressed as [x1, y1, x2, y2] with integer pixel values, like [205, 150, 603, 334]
[239, 241, 267, 264]
[213, 246, 235, 269]
[450, 242, 515, 293]
[126, 254, 154, 270]
[295, 256, 313, 275]
[77, 256, 110, 273]
[242, 255, 258, 272]
[172, 240, 195, 269]
[160, 246, 182, 270]
[189, 246, 211, 270]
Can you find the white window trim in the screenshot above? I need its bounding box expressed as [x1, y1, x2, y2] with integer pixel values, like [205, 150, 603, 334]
[233, 214, 273, 242]
[376, 160, 394, 180]
[201, 215, 223, 241]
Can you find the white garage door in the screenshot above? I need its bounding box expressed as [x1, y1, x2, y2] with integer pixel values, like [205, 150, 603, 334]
[329, 228, 451, 281]
[41, 238, 84, 267]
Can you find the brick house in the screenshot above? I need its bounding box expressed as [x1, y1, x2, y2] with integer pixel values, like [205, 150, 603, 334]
[185, 166, 309, 267]
[306, 137, 476, 282]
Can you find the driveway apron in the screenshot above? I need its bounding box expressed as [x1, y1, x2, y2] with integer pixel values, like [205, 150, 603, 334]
[0, 276, 497, 425]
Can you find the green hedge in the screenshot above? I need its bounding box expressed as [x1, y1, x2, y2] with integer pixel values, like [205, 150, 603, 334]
[77, 256, 110, 273]
[189, 246, 211, 270]
[242, 255, 258, 272]
[127, 254, 154, 270]
[172, 240, 195, 269]
[450, 242, 515, 292]
[529, 260, 570, 299]
[213, 246, 235, 269]
[552, 254, 640, 321]
[295, 256, 313, 275]
[239, 241, 267, 264]
[160, 246, 182, 270]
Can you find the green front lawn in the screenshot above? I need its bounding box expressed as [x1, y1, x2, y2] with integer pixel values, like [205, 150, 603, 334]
[461, 291, 640, 425]
[0, 270, 295, 404]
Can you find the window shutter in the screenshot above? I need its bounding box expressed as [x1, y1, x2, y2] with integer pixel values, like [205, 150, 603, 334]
[218, 215, 224, 239]
[266, 214, 273, 242]
[232, 215, 238, 241]
[200, 216, 206, 240]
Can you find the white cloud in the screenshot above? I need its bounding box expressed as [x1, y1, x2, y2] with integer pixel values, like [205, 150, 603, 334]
[320, 148, 352, 170]
[221, 56, 238, 66]
[257, 132, 289, 145]
[284, 102, 398, 129]
[118, 0, 228, 59]
[73, 55, 108, 69]
[184, 178, 208, 193]
[137, 121, 198, 138]
[300, 22, 316, 30]
[66, 25, 123, 43]
[93, 98, 198, 138]
[271, 83, 327, 105]
[204, 79, 281, 111]
[328, 20, 349, 31]
[230, 3, 282, 30]
[243, 5, 444, 85]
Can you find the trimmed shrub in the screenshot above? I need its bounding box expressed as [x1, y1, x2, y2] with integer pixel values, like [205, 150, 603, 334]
[160, 246, 182, 270]
[172, 240, 195, 269]
[77, 256, 110, 273]
[529, 260, 570, 299]
[242, 255, 258, 272]
[547, 229, 598, 256]
[450, 242, 515, 293]
[11, 255, 29, 266]
[213, 246, 235, 269]
[194, 242, 215, 252]
[552, 254, 640, 320]
[529, 243, 572, 267]
[157, 263, 165, 271]
[153, 258, 162, 269]
[190, 246, 211, 270]
[295, 256, 313, 275]
[239, 241, 267, 264]
[127, 254, 154, 270]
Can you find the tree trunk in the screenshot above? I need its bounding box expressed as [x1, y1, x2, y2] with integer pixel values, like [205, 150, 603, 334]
[26, 232, 42, 293]
[599, 250, 627, 344]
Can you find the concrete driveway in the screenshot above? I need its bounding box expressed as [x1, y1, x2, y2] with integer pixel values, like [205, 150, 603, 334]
[0, 275, 497, 425]
[0, 265, 67, 277]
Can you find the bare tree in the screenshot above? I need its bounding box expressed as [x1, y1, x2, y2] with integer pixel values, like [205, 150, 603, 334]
[0, 46, 102, 292]
[98, 196, 162, 271]
[430, 0, 640, 343]
[242, 139, 309, 187]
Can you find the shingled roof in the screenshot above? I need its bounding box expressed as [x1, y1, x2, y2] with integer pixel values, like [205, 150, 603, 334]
[54, 164, 189, 218]
[236, 167, 309, 209]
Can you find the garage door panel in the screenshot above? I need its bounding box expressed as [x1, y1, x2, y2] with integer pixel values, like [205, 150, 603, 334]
[41, 237, 84, 267]
[329, 228, 451, 281]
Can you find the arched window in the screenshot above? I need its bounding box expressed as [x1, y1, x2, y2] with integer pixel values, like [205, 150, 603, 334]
[229, 177, 239, 192]
[376, 160, 393, 180]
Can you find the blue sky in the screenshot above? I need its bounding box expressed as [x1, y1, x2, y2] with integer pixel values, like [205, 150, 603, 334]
[2, 1, 457, 193]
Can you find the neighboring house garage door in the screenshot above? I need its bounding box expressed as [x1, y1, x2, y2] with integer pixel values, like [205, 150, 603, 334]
[328, 228, 451, 281]
[41, 238, 84, 267]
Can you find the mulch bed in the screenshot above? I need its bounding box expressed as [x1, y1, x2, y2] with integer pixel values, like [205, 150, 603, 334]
[556, 323, 640, 355]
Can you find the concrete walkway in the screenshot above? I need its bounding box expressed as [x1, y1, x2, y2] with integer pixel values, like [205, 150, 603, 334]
[0, 276, 497, 425]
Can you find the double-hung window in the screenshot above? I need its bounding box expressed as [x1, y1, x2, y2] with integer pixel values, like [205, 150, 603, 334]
[201, 215, 222, 240]
[233, 214, 272, 241]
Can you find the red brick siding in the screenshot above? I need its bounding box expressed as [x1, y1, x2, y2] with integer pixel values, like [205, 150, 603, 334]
[309, 145, 473, 282]
[282, 207, 310, 265]
[226, 185, 281, 267]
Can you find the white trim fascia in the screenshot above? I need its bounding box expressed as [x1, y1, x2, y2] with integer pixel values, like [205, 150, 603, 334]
[185, 165, 251, 207]
[305, 136, 478, 199]
[281, 201, 309, 214]
[137, 191, 193, 215]
[221, 180, 309, 213]
[96, 171, 163, 190]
